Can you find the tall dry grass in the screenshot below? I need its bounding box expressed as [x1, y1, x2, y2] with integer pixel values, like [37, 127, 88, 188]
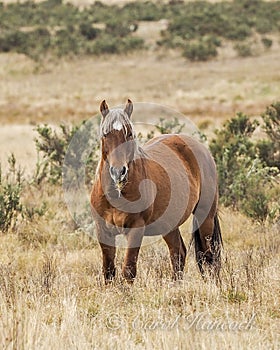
[0, 183, 279, 349]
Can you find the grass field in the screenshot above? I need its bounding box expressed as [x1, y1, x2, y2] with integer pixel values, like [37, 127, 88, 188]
[0, 195, 279, 349]
[0, 3, 280, 348]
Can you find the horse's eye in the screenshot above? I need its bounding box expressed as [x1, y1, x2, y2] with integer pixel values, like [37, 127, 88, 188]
[128, 132, 133, 138]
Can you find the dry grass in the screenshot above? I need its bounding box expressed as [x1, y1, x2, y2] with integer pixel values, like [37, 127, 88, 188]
[1, 46, 280, 126]
[0, 183, 279, 349]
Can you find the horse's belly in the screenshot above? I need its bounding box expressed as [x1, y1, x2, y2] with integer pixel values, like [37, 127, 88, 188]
[143, 188, 198, 236]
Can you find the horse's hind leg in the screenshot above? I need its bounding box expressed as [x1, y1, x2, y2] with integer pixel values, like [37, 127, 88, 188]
[193, 213, 222, 279]
[163, 228, 186, 280]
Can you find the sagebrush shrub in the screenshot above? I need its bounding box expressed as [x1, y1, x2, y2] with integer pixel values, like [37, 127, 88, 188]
[35, 124, 79, 184]
[257, 102, 280, 170]
[234, 42, 253, 57]
[0, 154, 23, 232]
[210, 109, 280, 222]
[0, 154, 48, 232]
[183, 38, 218, 61]
[261, 37, 273, 49]
[1, 0, 279, 61]
[155, 117, 185, 134]
[35, 121, 100, 186]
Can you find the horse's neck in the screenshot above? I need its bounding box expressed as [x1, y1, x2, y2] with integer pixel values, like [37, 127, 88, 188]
[131, 147, 148, 179]
[98, 159, 110, 182]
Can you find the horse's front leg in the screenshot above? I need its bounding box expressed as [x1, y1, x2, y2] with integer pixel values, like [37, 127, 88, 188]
[96, 224, 116, 284]
[122, 220, 145, 283]
[100, 242, 116, 284]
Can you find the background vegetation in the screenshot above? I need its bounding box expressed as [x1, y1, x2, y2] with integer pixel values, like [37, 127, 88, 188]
[209, 102, 280, 222]
[0, 0, 279, 60]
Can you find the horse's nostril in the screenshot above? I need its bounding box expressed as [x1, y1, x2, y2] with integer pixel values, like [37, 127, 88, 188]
[121, 166, 127, 176]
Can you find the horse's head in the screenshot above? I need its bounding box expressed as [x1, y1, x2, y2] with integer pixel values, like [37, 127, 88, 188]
[99, 99, 137, 190]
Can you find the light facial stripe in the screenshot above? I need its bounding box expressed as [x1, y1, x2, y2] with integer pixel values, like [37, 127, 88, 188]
[112, 120, 123, 131]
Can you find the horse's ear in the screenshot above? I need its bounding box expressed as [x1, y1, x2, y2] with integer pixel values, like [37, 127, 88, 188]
[124, 99, 133, 119]
[100, 100, 109, 118]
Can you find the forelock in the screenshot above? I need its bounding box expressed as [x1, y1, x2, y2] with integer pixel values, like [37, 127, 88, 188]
[100, 109, 133, 138]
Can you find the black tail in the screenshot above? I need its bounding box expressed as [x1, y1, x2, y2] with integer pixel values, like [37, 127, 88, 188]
[192, 216, 204, 275]
[192, 213, 223, 278]
[212, 214, 223, 273]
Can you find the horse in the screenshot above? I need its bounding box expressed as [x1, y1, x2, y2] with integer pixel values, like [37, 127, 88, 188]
[91, 99, 222, 284]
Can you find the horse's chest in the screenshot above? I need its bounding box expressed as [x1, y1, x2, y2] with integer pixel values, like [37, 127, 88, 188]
[104, 209, 129, 233]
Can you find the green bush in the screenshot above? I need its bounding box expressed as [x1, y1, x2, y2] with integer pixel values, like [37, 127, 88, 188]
[155, 117, 185, 134]
[89, 35, 121, 55]
[225, 156, 278, 222]
[183, 37, 218, 61]
[122, 2, 164, 21]
[0, 0, 279, 60]
[88, 34, 144, 55]
[29, 27, 51, 50]
[257, 102, 280, 169]
[105, 20, 133, 38]
[165, 3, 228, 40]
[210, 113, 258, 203]
[0, 27, 51, 59]
[52, 27, 81, 57]
[0, 0, 146, 59]
[234, 42, 253, 57]
[34, 121, 100, 186]
[35, 124, 79, 185]
[0, 30, 29, 53]
[255, 18, 274, 34]
[79, 22, 100, 40]
[0, 155, 23, 232]
[261, 37, 273, 49]
[223, 23, 252, 41]
[0, 154, 46, 232]
[160, 0, 280, 60]
[210, 109, 280, 222]
[24, 27, 51, 60]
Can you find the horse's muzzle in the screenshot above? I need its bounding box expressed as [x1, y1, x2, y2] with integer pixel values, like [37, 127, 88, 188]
[109, 165, 128, 185]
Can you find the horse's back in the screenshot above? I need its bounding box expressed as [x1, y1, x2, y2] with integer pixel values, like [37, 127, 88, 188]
[144, 134, 216, 180]
[144, 134, 218, 216]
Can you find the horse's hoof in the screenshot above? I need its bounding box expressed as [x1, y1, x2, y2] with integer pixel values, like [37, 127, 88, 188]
[125, 279, 134, 285]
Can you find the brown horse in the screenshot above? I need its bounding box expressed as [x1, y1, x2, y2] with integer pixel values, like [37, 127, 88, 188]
[91, 99, 222, 283]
